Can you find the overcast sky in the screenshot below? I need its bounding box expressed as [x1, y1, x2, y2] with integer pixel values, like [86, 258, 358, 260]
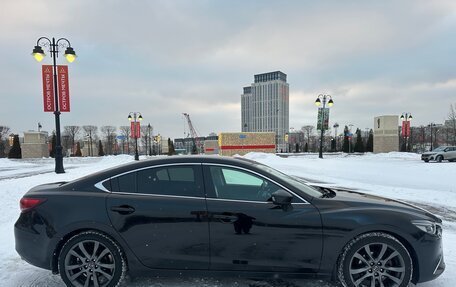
[1, 0, 456, 139]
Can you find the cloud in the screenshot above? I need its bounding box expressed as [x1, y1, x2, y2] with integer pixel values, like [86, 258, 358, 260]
[1, 0, 456, 139]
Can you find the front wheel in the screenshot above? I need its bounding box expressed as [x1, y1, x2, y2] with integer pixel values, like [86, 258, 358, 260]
[58, 231, 126, 287]
[436, 155, 443, 163]
[338, 232, 412, 287]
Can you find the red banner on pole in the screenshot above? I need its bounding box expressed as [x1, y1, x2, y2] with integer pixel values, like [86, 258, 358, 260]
[136, 122, 141, 139]
[42, 65, 54, 112]
[130, 122, 141, 138]
[130, 122, 135, 138]
[401, 121, 411, 137]
[57, 65, 70, 112]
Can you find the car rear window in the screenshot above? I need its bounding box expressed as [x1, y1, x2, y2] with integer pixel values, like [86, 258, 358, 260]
[136, 166, 202, 197]
[105, 165, 204, 197]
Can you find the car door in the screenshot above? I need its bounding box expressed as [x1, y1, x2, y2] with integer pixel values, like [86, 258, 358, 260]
[203, 164, 322, 273]
[106, 164, 210, 270]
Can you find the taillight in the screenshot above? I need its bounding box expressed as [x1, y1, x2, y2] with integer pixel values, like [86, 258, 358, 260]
[20, 198, 46, 213]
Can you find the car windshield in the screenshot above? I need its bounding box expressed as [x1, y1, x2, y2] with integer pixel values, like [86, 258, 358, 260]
[252, 162, 323, 198]
[431, 147, 446, 152]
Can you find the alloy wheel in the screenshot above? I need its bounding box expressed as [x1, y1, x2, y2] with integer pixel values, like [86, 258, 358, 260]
[64, 239, 116, 287]
[349, 242, 406, 287]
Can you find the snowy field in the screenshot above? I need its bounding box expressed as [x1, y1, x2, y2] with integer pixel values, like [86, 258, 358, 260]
[0, 153, 454, 287]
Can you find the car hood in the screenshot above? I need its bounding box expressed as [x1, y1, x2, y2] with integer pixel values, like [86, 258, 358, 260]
[314, 186, 441, 222]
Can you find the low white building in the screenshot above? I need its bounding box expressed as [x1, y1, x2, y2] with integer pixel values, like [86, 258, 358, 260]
[22, 131, 49, 158]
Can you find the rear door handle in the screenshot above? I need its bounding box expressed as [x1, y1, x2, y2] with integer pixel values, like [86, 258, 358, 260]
[110, 205, 135, 215]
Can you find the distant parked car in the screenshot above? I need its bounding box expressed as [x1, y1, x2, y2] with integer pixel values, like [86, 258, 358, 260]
[421, 146, 456, 162]
[15, 156, 445, 287]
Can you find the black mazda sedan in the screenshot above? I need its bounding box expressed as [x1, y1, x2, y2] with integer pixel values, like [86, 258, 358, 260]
[15, 156, 444, 287]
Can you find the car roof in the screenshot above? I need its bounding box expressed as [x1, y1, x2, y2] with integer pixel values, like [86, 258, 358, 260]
[64, 155, 262, 189]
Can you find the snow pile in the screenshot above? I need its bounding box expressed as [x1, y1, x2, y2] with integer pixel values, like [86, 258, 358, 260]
[244, 152, 456, 207]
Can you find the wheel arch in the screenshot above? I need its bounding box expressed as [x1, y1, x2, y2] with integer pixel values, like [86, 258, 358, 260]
[50, 226, 131, 274]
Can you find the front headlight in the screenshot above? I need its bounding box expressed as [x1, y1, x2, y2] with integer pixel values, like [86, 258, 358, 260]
[412, 220, 442, 237]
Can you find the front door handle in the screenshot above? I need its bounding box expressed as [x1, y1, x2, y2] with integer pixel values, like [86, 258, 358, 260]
[110, 205, 135, 215]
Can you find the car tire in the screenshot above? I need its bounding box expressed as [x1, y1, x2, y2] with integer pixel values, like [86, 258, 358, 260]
[424, 159, 429, 163]
[337, 232, 412, 287]
[58, 231, 126, 287]
[436, 155, 443, 163]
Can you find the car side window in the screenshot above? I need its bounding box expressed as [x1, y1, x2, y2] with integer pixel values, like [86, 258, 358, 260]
[136, 165, 204, 197]
[222, 169, 263, 186]
[208, 166, 282, 202]
[111, 172, 136, 193]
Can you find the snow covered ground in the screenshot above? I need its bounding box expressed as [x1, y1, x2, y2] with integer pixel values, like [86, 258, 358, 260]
[0, 153, 454, 286]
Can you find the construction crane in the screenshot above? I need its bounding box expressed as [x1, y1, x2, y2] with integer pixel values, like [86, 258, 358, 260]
[183, 113, 202, 154]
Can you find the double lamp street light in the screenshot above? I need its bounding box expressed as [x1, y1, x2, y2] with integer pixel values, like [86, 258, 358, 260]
[32, 37, 77, 174]
[315, 94, 334, 159]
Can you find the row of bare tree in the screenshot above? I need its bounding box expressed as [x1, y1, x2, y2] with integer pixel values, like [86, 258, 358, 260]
[291, 104, 456, 153]
[61, 125, 156, 156]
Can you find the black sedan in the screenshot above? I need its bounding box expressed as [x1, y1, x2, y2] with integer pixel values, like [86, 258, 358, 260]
[15, 156, 444, 287]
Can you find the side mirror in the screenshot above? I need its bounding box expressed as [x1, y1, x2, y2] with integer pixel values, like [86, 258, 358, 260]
[271, 190, 293, 206]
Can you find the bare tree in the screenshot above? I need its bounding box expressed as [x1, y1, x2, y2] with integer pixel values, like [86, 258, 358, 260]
[101, 126, 117, 155]
[301, 125, 315, 150]
[0, 126, 11, 158]
[61, 134, 71, 157]
[448, 104, 456, 145]
[63, 126, 81, 155]
[119, 126, 131, 154]
[140, 125, 153, 156]
[83, 125, 98, 156]
[0, 126, 10, 138]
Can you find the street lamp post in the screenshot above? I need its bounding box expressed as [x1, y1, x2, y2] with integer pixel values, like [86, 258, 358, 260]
[32, 37, 77, 174]
[400, 113, 413, 152]
[86, 131, 93, 157]
[348, 124, 354, 153]
[315, 94, 334, 158]
[147, 124, 152, 156]
[333, 123, 339, 152]
[429, 123, 436, 151]
[128, 112, 143, 160]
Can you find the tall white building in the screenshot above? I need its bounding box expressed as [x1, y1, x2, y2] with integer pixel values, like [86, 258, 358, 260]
[241, 71, 289, 151]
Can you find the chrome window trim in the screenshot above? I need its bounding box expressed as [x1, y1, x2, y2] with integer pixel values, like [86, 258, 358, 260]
[94, 182, 110, 192]
[202, 163, 308, 204]
[97, 190, 307, 205]
[206, 197, 307, 205]
[94, 161, 309, 204]
[106, 191, 206, 201]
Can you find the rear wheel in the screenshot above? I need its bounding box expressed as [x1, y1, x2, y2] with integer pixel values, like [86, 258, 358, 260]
[58, 231, 126, 287]
[338, 232, 412, 287]
[436, 155, 443, 163]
